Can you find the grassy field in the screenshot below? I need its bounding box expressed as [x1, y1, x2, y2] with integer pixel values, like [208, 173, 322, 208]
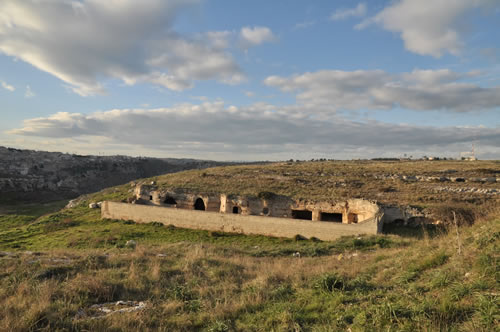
[149, 160, 500, 204]
[0, 160, 498, 331]
[0, 203, 498, 331]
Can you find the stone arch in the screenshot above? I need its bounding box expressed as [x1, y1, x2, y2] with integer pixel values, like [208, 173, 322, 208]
[194, 198, 206, 211]
[232, 206, 240, 214]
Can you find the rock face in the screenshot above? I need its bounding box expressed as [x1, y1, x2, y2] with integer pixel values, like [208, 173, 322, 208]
[0, 146, 229, 202]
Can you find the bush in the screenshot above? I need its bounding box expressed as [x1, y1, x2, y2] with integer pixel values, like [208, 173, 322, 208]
[315, 273, 346, 293]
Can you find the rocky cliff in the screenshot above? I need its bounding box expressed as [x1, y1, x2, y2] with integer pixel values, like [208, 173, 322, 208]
[0, 146, 229, 202]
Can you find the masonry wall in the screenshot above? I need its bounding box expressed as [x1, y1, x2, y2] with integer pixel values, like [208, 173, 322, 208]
[101, 201, 380, 241]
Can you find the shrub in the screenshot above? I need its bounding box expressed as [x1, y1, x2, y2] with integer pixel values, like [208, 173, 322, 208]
[315, 273, 346, 293]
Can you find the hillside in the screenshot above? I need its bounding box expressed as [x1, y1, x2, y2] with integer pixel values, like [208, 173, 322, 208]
[86, 159, 500, 225]
[0, 146, 233, 203]
[0, 195, 498, 330]
[0, 160, 498, 331]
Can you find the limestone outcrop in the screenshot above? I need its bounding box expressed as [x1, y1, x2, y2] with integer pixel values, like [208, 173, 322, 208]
[0, 146, 228, 202]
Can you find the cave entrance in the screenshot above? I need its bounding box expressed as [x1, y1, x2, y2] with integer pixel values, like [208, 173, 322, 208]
[320, 212, 343, 222]
[291, 210, 312, 220]
[164, 196, 177, 205]
[232, 206, 241, 214]
[194, 198, 206, 211]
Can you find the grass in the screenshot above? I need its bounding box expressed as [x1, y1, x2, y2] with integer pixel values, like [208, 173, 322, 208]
[0, 159, 498, 330]
[0, 210, 497, 331]
[0, 202, 406, 256]
[0, 200, 498, 331]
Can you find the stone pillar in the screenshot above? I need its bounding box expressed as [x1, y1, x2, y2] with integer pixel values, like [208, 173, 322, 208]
[219, 194, 228, 213]
[342, 206, 349, 223]
[312, 209, 321, 221]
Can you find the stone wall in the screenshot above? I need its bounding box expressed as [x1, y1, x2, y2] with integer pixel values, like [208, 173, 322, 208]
[101, 201, 382, 241]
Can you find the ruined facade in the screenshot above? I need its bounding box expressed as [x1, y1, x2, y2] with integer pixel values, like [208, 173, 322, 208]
[100, 183, 441, 240]
[133, 184, 382, 226]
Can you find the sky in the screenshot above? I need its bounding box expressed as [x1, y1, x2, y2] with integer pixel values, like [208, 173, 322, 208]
[0, 0, 499, 161]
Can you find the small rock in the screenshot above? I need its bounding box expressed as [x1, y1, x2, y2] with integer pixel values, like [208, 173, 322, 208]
[156, 254, 167, 257]
[65, 199, 78, 209]
[292, 252, 301, 258]
[89, 203, 98, 209]
[96, 201, 103, 208]
[125, 240, 136, 248]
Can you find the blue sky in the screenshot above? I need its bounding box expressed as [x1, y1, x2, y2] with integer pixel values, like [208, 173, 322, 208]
[0, 0, 499, 160]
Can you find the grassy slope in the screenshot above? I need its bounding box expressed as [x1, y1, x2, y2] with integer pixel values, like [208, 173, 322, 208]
[0, 205, 498, 331]
[0, 160, 498, 331]
[151, 160, 500, 204]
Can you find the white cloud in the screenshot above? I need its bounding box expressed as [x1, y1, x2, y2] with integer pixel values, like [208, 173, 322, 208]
[264, 69, 500, 112]
[24, 85, 35, 98]
[331, 3, 367, 21]
[1, 81, 14, 91]
[357, 0, 496, 57]
[6, 101, 500, 160]
[0, 0, 244, 96]
[239, 26, 276, 49]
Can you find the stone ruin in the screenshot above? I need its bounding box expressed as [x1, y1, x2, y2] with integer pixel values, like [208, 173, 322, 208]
[129, 183, 427, 227]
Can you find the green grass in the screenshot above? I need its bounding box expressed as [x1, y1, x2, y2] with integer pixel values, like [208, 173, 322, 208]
[0, 201, 406, 257]
[0, 160, 498, 331]
[0, 201, 498, 331]
[0, 214, 497, 331]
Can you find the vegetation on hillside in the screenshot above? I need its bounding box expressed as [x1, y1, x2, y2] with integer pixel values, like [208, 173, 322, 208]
[0, 160, 498, 331]
[0, 203, 498, 331]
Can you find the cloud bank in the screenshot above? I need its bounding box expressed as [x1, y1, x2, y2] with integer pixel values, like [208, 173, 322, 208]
[0, 0, 244, 95]
[264, 69, 500, 112]
[7, 101, 500, 159]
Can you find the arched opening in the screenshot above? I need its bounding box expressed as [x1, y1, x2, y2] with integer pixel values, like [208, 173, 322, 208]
[232, 206, 240, 214]
[164, 196, 177, 205]
[194, 198, 205, 211]
[149, 195, 153, 201]
[262, 207, 269, 215]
